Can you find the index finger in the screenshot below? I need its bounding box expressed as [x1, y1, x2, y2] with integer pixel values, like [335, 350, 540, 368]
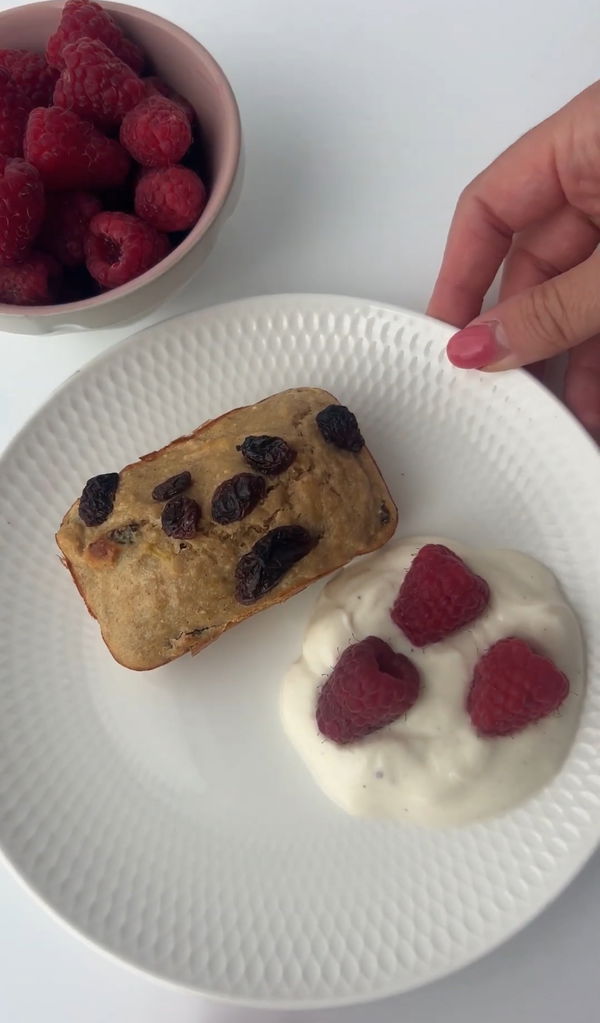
[427, 114, 565, 326]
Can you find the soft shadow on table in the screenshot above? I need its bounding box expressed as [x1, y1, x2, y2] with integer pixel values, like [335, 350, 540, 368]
[195, 848, 600, 1022]
[152, 114, 324, 324]
[150, 73, 413, 324]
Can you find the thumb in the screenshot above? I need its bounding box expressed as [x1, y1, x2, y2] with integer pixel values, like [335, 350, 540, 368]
[446, 248, 600, 370]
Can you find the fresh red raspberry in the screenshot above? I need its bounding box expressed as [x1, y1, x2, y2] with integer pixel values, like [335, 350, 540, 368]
[120, 96, 192, 168]
[0, 50, 59, 107]
[24, 106, 131, 191]
[391, 543, 490, 647]
[316, 636, 420, 745]
[142, 76, 194, 124]
[47, 0, 144, 73]
[0, 251, 62, 305]
[467, 637, 569, 737]
[134, 165, 207, 232]
[0, 156, 45, 266]
[0, 68, 33, 157]
[85, 211, 170, 289]
[40, 190, 102, 267]
[53, 38, 145, 129]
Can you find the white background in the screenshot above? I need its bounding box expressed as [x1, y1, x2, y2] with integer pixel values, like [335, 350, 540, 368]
[1, 0, 599, 1020]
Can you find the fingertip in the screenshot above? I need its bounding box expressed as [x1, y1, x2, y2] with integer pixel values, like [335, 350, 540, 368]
[446, 322, 508, 370]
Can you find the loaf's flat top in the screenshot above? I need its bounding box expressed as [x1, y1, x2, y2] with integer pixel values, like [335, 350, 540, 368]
[56, 387, 397, 669]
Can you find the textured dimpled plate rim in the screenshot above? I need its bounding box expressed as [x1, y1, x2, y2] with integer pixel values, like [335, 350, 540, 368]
[1, 295, 600, 1009]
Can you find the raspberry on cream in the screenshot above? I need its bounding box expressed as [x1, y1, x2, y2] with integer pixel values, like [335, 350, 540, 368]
[280, 538, 584, 827]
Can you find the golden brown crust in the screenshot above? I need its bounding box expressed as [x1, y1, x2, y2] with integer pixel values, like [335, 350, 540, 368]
[56, 388, 398, 670]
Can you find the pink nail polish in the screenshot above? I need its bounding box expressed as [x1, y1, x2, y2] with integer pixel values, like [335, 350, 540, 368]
[446, 322, 507, 369]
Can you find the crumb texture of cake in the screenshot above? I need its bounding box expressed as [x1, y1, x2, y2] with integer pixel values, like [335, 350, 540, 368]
[56, 387, 398, 669]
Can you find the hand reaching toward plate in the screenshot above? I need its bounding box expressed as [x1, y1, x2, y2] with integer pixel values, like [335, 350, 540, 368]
[428, 81, 600, 442]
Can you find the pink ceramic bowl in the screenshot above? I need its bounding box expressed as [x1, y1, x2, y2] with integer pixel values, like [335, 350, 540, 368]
[0, 1, 241, 334]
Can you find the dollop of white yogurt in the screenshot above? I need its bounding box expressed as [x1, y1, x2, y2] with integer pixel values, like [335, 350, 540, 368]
[280, 538, 584, 827]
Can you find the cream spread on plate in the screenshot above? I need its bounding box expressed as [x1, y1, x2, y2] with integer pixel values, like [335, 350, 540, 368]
[280, 538, 584, 827]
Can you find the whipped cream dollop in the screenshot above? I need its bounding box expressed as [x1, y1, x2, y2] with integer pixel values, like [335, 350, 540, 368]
[280, 538, 584, 827]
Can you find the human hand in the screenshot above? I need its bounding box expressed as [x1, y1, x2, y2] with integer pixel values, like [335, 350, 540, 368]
[427, 82, 600, 440]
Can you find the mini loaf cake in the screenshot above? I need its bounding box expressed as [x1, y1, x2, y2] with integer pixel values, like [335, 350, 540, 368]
[56, 387, 398, 670]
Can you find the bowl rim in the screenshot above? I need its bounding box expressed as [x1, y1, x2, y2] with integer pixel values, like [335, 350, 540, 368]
[0, 0, 242, 319]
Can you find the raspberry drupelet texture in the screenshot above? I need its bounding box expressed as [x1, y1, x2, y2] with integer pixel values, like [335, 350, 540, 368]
[53, 37, 145, 129]
[120, 95, 192, 168]
[0, 155, 45, 266]
[46, 0, 144, 73]
[391, 543, 490, 646]
[24, 106, 131, 191]
[0, 50, 58, 106]
[0, 68, 33, 157]
[316, 636, 420, 744]
[0, 251, 62, 305]
[134, 165, 207, 232]
[468, 638, 570, 737]
[84, 210, 170, 289]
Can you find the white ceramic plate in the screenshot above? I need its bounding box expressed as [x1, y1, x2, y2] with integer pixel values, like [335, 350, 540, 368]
[1, 295, 600, 1009]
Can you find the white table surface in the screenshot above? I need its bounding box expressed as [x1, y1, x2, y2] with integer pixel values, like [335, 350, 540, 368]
[2, 0, 600, 1020]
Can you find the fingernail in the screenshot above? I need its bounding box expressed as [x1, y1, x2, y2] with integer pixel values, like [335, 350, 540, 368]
[446, 321, 509, 369]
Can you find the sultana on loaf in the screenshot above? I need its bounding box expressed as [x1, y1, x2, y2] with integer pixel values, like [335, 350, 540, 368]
[56, 387, 398, 670]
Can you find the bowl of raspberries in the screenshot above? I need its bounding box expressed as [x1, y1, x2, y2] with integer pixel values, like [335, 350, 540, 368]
[0, 0, 241, 332]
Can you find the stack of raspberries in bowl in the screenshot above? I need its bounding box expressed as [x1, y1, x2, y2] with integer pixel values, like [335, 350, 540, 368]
[0, 0, 209, 306]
